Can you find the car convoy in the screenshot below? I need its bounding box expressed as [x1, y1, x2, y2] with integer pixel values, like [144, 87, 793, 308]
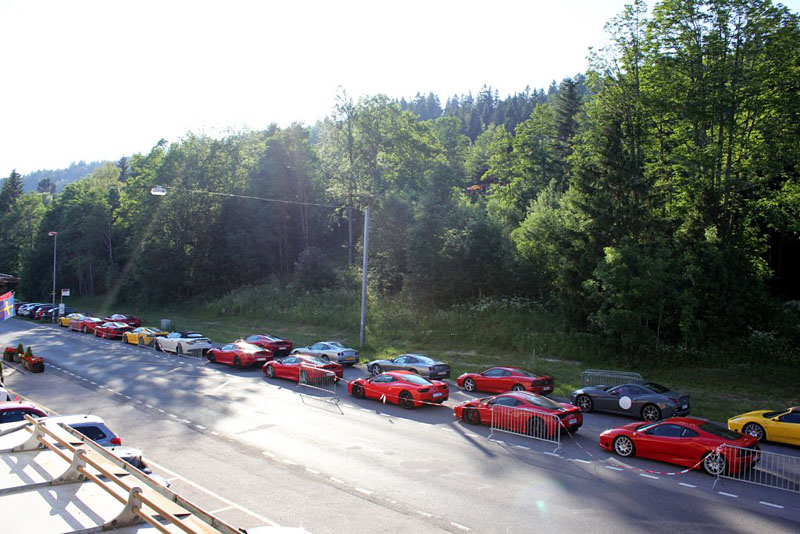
[8, 301, 800, 477]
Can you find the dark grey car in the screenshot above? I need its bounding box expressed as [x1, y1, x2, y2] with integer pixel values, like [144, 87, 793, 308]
[366, 354, 451, 379]
[569, 381, 690, 422]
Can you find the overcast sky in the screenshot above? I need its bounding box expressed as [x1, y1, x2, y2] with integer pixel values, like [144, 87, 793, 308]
[2, 0, 799, 177]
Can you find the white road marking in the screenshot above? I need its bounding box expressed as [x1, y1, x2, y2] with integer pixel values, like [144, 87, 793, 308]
[441, 428, 454, 432]
[679, 482, 697, 488]
[355, 487, 373, 495]
[211, 379, 234, 392]
[514, 445, 530, 450]
[451, 522, 471, 531]
[718, 492, 738, 498]
[122, 395, 132, 399]
[759, 501, 784, 509]
[145, 459, 280, 527]
[209, 506, 233, 514]
[282, 459, 297, 466]
[194, 424, 205, 430]
[605, 466, 624, 471]
[261, 451, 276, 458]
[543, 452, 559, 457]
[572, 459, 591, 464]
[306, 468, 320, 475]
[640, 474, 659, 480]
[416, 511, 433, 518]
[330, 477, 345, 484]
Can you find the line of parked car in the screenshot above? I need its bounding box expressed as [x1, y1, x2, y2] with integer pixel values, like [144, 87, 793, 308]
[13, 300, 800, 478]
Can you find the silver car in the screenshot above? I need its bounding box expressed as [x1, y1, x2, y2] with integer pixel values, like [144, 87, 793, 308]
[569, 381, 690, 422]
[292, 341, 359, 366]
[367, 354, 451, 380]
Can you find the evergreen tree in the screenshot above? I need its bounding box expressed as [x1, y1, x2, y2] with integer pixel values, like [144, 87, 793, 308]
[0, 170, 23, 213]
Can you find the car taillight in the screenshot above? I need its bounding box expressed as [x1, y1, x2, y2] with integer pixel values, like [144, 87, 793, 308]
[429, 367, 434, 371]
[669, 397, 679, 404]
[110, 437, 122, 445]
[419, 388, 429, 393]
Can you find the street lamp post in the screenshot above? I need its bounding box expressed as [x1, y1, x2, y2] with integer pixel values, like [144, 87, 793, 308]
[48, 231, 58, 323]
[150, 186, 371, 347]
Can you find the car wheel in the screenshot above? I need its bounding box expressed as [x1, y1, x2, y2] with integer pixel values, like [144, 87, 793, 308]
[398, 391, 415, 409]
[234, 356, 242, 369]
[703, 452, 726, 476]
[82, 326, 87, 333]
[463, 378, 476, 392]
[742, 423, 765, 442]
[613, 436, 635, 457]
[463, 407, 480, 425]
[155, 341, 163, 352]
[139, 336, 146, 346]
[576, 395, 593, 412]
[321, 355, 330, 362]
[176, 344, 183, 356]
[371, 364, 382, 376]
[352, 384, 365, 399]
[265, 365, 275, 378]
[512, 384, 525, 392]
[641, 404, 661, 422]
[299, 370, 309, 385]
[207, 352, 215, 363]
[527, 417, 548, 439]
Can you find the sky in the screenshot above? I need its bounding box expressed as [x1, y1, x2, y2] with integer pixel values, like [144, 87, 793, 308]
[2, 0, 799, 177]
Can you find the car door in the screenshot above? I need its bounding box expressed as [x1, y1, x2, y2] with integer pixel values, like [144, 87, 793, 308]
[770, 411, 800, 444]
[487, 396, 522, 431]
[594, 385, 626, 413]
[361, 375, 390, 400]
[479, 368, 506, 393]
[218, 344, 235, 365]
[277, 356, 302, 379]
[403, 356, 421, 373]
[635, 423, 686, 463]
[624, 385, 651, 417]
[386, 356, 407, 372]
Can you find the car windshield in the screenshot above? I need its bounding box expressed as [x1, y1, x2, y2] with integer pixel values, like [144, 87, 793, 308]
[184, 333, 204, 338]
[239, 343, 263, 353]
[307, 357, 331, 366]
[514, 369, 534, 377]
[517, 392, 565, 411]
[643, 382, 670, 394]
[399, 374, 433, 386]
[699, 422, 742, 440]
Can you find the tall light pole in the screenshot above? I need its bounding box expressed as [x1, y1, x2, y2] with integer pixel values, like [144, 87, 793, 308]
[150, 186, 371, 347]
[48, 231, 58, 323]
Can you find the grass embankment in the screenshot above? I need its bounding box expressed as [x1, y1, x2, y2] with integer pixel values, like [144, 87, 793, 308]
[65, 287, 799, 422]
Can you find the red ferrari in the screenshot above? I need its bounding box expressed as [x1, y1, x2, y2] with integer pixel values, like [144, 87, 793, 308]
[207, 342, 273, 369]
[348, 371, 449, 409]
[457, 367, 554, 395]
[600, 417, 760, 475]
[454, 391, 582, 438]
[103, 314, 141, 327]
[262, 354, 343, 383]
[70, 316, 104, 334]
[94, 322, 134, 339]
[241, 334, 293, 357]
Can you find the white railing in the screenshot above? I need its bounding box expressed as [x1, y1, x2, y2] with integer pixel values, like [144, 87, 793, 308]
[489, 405, 562, 450]
[715, 444, 800, 494]
[581, 369, 643, 387]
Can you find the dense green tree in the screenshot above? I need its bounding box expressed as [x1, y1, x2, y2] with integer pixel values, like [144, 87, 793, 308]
[0, 170, 23, 213]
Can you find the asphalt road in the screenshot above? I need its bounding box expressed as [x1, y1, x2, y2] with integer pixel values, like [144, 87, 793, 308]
[2, 319, 799, 534]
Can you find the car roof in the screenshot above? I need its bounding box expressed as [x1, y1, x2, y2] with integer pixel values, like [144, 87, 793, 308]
[44, 414, 106, 425]
[0, 401, 39, 411]
[657, 417, 707, 426]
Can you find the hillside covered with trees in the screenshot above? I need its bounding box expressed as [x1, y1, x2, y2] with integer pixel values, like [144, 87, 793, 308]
[1, 0, 798, 364]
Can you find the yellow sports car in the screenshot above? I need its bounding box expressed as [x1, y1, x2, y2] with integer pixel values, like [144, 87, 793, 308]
[123, 326, 168, 346]
[728, 407, 800, 446]
[58, 313, 85, 327]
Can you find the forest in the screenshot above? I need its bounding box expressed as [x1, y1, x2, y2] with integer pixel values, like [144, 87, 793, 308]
[1, 0, 798, 365]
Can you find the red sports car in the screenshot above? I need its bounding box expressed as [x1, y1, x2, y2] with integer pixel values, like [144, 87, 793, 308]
[600, 417, 760, 475]
[348, 371, 450, 409]
[207, 342, 273, 369]
[103, 314, 141, 327]
[454, 391, 582, 438]
[94, 321, 134, 339]
[262, 354, 343, 383]
[70, 316, 104, 334]
[457, 367, 554, 395]
[241, 334, 293, 357]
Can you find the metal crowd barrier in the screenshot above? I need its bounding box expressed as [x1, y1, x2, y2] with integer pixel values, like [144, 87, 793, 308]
[489, 405, 561, 451]
[581, 369, 643, 387]
[716, 444, 800, 493]
[295, 365, 341, 413]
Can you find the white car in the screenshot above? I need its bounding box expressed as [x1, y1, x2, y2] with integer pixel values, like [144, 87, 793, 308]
[0, 386, 11, 401]
[292, 341, 359, 366]
[156, 332, 213, 355]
